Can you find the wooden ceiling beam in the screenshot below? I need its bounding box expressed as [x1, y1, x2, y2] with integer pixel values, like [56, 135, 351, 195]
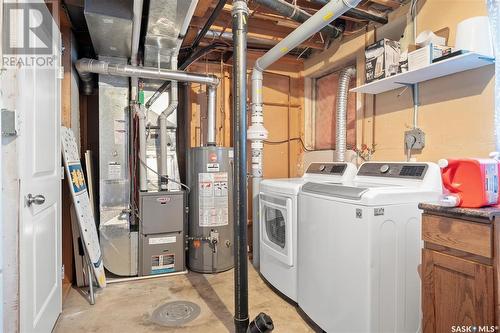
[194, 0, 215, 17]
[369, 0, 401, 9]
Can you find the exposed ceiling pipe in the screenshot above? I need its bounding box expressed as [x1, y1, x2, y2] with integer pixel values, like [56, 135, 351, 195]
[249, 0, 362, 270]
[147, 0, 227, 110]
[311, 0, 388, 24]
[131, 0, 144, 67]
[189, 0, 228, 52]
[336, 67, 356, 162]
[75, 58, 220, 86]
[253, 0, 344, 39]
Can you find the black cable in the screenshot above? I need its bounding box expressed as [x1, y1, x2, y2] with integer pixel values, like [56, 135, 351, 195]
[264, 137, 358, 152]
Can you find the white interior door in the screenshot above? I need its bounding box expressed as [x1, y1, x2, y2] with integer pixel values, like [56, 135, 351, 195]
[17, 3, 62, 332]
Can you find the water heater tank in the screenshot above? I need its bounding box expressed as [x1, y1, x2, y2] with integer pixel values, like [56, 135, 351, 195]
[188, 147, 234, 273]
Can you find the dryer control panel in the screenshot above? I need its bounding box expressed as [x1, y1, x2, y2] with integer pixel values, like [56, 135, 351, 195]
[306, 163, 347, 175]
[357, 163, 428, 179]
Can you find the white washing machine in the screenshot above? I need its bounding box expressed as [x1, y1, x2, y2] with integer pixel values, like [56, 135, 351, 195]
[259, 162, 357, 302]
[298, 162, 443, 333]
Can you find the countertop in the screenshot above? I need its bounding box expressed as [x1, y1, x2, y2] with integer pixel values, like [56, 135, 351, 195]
[419, 202, 500, 221]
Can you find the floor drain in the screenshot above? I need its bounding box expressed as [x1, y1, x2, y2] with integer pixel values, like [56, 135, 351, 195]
[150, 301, 201, 327]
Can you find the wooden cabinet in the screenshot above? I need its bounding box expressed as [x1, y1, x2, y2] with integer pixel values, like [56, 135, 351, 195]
[422, 249, 494, 332]
[420, 208, 500, 333]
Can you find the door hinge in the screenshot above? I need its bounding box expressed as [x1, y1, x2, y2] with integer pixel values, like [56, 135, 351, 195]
[61, 264, 65, 279]
[2, 109, 18, 136]
[57, 66, 64, 80]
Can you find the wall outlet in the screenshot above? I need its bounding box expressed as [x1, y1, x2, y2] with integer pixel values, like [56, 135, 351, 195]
[405, 128, 425, 150]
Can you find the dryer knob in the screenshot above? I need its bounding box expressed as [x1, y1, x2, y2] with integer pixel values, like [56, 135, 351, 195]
[380, 164, 390, 173]
[319, 164, 326, 171]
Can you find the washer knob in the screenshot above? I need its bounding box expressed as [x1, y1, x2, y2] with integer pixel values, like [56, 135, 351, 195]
[319, 164, 326, 172]
[380, 164, 390, 173]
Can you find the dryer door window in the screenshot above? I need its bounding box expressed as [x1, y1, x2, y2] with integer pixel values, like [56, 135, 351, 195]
[264, 207, 286, 249]
[259, 194, 293, 267]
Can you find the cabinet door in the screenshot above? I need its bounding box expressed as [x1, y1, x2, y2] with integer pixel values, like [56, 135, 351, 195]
[422, 249, 494, 333]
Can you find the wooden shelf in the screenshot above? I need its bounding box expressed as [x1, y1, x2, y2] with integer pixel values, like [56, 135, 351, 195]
[351, 52, 494, 95]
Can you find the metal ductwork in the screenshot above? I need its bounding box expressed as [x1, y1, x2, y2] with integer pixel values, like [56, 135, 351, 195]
[253, 0, 344, 38]
[336, 67, 356, 162]
[84, 0, 134, 59]
[311, 0, 388, 24]
[249, 0, 362, 269]
[143, 0, 198, 68]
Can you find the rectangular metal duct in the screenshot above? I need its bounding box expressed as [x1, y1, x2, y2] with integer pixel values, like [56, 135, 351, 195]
[144, 0, 197, 68]
[84, 0, 133, 58]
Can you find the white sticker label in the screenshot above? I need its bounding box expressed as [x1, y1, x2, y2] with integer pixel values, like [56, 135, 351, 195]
[207, 163, 220, 172]
[108, 162, 121, 180]
[149, 236, 176, 245]
[198, 172, 229, 227]
[228, 150, 234, 158]
[114, 119, 126, 145]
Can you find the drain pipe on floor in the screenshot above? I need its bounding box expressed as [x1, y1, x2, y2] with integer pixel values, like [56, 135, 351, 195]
[250, 0, 362, 269]
[336, 67, 356, 162]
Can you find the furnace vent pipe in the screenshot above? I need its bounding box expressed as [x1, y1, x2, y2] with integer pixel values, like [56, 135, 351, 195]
[207, 85, 217, 146]
[158, 57, 179, 190]
[249, 0, 361, 269]
[75, 58, 220, 87]
[336, 67, 356, 162]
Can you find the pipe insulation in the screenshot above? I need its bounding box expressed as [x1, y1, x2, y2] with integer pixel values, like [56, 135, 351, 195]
[336, 67, 356, 162]
[250, 0, 362, 269]
[207, 85, 217, 146]
[253, 0, 343, 38]
[75, 58, 220, 87]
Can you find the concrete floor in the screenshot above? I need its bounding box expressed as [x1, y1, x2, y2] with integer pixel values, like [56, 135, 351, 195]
[54, 262, 316, 333]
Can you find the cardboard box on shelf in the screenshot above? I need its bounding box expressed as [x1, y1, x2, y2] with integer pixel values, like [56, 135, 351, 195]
[407, 44, 452, 71]
[365, 38, 401, 83]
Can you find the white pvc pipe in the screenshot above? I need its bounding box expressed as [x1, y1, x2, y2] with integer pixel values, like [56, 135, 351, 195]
[207, 85, 217, 146]
[136, 104, 148, 191]
[249, 0, 362, 268]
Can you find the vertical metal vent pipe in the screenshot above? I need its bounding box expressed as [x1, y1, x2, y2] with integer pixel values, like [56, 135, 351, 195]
[207, 85, 217, 146]
[232, 1, 250, 332]
[249, 0, 362, 269]
[158, 57, 179, 190]
[336, 67, 356, 162]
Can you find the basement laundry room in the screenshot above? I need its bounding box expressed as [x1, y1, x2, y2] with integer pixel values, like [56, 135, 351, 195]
[2, 0, 500, 332]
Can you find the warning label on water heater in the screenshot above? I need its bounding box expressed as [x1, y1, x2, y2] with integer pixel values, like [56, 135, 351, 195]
[198, 172, 229, 227]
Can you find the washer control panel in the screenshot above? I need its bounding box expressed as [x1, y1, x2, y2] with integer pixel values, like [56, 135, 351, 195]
[306, 163, 348, 175]
[357, 163, 428, 179]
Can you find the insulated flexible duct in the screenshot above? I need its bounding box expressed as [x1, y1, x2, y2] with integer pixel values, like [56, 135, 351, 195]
[336, 67, 356, 162]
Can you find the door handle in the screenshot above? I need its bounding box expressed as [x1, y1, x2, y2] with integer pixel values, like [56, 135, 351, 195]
[26, 194, 46, 206]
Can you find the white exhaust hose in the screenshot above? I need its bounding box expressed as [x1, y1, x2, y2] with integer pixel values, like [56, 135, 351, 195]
[336, 67, 356, 162]
[249, 0, 362, 268]
[159, 56, 178, 190]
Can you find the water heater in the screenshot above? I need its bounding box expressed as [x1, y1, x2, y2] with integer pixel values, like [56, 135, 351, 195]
[187, 146, 234, 273]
